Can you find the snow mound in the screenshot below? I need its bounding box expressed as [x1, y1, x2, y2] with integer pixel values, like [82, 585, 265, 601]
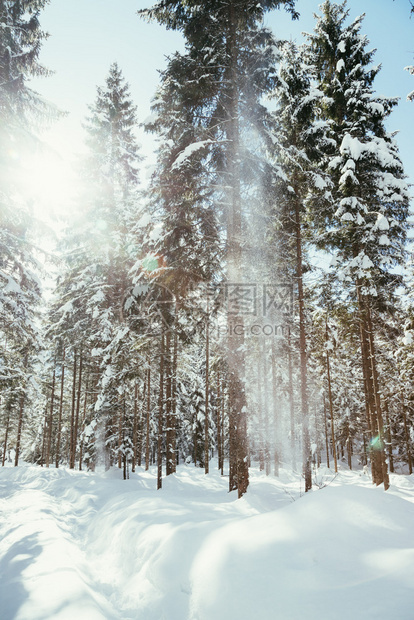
[1, 465, 414, 620]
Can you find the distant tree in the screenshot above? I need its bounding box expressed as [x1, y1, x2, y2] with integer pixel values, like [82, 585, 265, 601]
[47, 64, 143, 472]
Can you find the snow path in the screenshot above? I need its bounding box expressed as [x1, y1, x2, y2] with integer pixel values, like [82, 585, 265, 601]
[1, 465, 414, 620]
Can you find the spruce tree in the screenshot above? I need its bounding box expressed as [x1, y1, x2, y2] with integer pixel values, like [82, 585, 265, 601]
[305, 1, 410, 488]
[140, 0, 299, 497]
[48, 64, 143, 471]
[0, 0, 54, 465]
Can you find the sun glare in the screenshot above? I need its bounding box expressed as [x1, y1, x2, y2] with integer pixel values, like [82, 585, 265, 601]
[19, 145, 77, 222]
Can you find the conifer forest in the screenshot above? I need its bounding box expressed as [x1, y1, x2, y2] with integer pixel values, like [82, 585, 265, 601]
[2, 2, 414, 619]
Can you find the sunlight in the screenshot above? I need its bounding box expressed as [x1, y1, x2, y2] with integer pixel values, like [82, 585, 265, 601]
[19, 144, 78, 221]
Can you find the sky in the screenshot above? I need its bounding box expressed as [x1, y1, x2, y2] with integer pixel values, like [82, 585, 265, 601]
[29, 0, 414, 219]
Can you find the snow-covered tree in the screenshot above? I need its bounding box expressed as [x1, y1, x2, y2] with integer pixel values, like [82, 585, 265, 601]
[0, 0, 54, 466]
[140, 0, 299, 497]
[305, 1, 410, 488]
[47, 64, 144, 472]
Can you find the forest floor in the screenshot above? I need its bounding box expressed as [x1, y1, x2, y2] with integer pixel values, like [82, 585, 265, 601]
[1, 461, 414, 620]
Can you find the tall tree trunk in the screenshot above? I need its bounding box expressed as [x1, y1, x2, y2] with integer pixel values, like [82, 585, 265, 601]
[171, 328, 178, 471]
[323, 393, 330, 469]
[225, 3, 249, 498]
[216, 369, 223, 472]
[2, 405, 11, 467]
[204, 313, 210, 474]
[165, 331, 174, 476]
[118, 393, 124, 470]
[357, 287, 389, 489]
[46, 368, 56, 468]
[14, 392, 25, 467]
[401, 394, 413, 475]
[384, 397, 394, 474]
[132, 382, 138, 473]
[71, 352, 82, 469]
[293, 187, 311, 491]
[271, 338, 280, 476]
[157, 334, 165, 489]
[69, 351, 77, 467]
[366, 304, 389, 489]
[287, 327, 296, 470]
[326, 320, 338, 473]
[55, 348, 65, 468]
[262, 340, 271, 476]
[257, 356, 265, 471]
[145, 364, 151, 471]
[78, 373, 89, 471]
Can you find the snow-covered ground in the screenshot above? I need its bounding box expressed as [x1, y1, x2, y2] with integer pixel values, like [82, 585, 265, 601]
[1, 462, 414, 620]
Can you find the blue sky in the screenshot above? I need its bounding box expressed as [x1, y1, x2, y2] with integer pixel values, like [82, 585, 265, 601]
[31, 0, 414, 189]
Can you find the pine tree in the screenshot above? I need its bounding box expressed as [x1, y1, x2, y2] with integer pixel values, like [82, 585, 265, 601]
[305, 1, 410, 488]
[140, 0, 299, 497]
[0, 0, 54, 466]
[47, 64, 143, 471]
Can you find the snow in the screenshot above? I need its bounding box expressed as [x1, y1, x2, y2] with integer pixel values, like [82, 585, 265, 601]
[1, 464, 414, 620]
[336, 58, 345, 73]
[171, 140, 214, 170]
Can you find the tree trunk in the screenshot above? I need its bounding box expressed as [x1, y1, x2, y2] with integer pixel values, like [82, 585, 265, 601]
[257, 356, 265, 471]
[69, 351, 77, 467]
[323, 393, 330, 469]
[293, 187, 311, 491]
[14, 392, 25, 467]
[326, 321, 338, 473]
[132, 382, 138, 472]
[401, 394, 413, 475]
[71, 352, 82, 469]
[46, 368, 56, 468]
[78, 373, 89, 471]
[357, 288, 389, 489]
[216, 370, 223, 471]
[225, 2, 249, 498]
[2, 405, 11, 467]
[165, 331, 174, 476]
[287, 327, 296, 470]
[384, 397, 394, 474]
[171, 328, 178, 471]
[157, 334, 165, 490]
[262, 340, 271, 476]
[145, 363, 151, 471]
[55, 349, 65, 468]
[271, 338, 280, 476]
[14, 353, 28, 467]
[204, 313, 210, 474]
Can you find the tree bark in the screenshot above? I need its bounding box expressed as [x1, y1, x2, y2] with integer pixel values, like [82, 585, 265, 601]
[145, 363, 151, 471]
[71, 352, 82, 469]
[293, 186, 311, 491]
[55, 348, 65, 468]
[401, 394, 413, 475]
[326, 321, 338, 473]
[287, 327, 296, 470]
[225, 2, 249, 498]
[157, 334, 165, 489]
[2, 405, 11, 467]
[271, 338, 280, 476]
[69, 351, 77, 467]
[384, 397, 394, 474]
[46, 368, 56, 468]
[323, 393, 330, 469]
[14, 392, 25, 467]
[204, 312, 210, 474]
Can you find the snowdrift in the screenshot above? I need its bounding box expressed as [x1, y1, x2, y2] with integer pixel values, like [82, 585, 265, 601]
[1, 464, 414, 620]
